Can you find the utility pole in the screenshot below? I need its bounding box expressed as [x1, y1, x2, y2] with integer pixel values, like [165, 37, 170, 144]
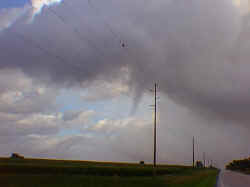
[203, 152, 206, 168]
[153, 83, 158, 168]
[193, 136, 195, 168]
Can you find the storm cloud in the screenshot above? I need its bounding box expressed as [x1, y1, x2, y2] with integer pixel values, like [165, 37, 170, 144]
[0, 0, 249, 122]
[1, 0, 250, 167]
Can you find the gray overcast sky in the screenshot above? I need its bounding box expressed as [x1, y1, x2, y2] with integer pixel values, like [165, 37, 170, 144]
[0, 0, 250, 168]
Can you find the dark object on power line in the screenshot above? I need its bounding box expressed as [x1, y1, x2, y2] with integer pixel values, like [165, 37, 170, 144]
[120, 41, 126, 48]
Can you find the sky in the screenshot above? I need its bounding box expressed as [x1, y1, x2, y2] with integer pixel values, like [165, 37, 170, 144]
[0, 0, 250, 168]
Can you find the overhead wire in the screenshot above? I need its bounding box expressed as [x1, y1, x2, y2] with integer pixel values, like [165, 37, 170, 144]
[87, 0, 127, 47]
[43, 1, 107, 59]
[57, 0, 125, 63]
[52, 0, 123, 70]
[12, 31, 68, 66]
[86, 0, 151, 87]
[7, 0, 116, 80]
[87, 0, 121, 41]
[26, 0, 142, 76]
[10, 30, 86, 77]
[53, 0, 130, 72]
[33, 1, 115, 77]
[59, 0, 112, 58]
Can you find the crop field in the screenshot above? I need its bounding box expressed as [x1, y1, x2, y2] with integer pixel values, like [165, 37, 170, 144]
[0, 157, 219, 187]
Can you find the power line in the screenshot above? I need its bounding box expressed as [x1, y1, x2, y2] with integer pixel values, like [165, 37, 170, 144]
[154, 83, 157, 168]
[87, 0, 121, 41]
[196, 139, 199, 161]
[11, 31, 82, 75]
[62, 0, 126, 50]
[84, 0, 147, 77]
[203, 152, 206, 168]
[12, 31, 68, 65]
[11, 1, 127, 80]
[44, 3, 107, 59]
[150, 83, 159, 169]
[33, 1, 146, 79]
[193, 136, 195, 168]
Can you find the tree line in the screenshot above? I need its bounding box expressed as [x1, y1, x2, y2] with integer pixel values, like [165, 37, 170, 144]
[226, 157, 250, 171]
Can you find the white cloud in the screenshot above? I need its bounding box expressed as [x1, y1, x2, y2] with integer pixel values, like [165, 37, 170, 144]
[233, 0, 250, 15]
[17, 113, 60, 128]
[0, 112, 60, 136]
[0, 5, 30, 31]
[0, 108, 95, 137]
[30, 0, 63, 19]
[63, 110, 96, 129]
[0, 0, 64, 31]
[81, 82, 129, 101]
[81, 68, 130, 102]
[0, 69, 58, 114]
[91, 118, 147, 134]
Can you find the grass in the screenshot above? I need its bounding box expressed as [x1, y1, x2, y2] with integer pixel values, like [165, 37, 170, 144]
[245, 169, 250, 174]
[0, 157, 191, 176]
[0, 175, 166, 187]
[167, 169, 218, 187]
[0, 158, 219, 187]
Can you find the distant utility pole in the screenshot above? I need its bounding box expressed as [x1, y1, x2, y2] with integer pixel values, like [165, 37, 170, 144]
[153, 83, 158, 168]
[203, 152, 206, 168]
[149, 83, 159, 170]
[193, 136, 195, 168]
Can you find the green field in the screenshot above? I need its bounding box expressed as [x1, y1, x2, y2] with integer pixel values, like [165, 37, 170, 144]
[0, 158, 219, 187]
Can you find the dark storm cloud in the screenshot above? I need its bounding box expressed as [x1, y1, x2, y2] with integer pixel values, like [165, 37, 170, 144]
[1, 0, 250, 122]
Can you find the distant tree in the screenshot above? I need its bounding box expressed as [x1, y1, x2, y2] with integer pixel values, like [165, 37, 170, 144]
[226, 157, 250, 171]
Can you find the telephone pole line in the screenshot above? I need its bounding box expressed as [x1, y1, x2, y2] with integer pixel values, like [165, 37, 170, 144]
[193, 136, 195, 168]
[203, 152, 206, 168]
[153, 83, 158, 168]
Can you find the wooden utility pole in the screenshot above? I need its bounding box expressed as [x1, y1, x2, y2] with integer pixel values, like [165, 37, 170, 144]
[203, 152, 206, 168]
[193, 136, 195, 168]
[153, 83, 158, 168]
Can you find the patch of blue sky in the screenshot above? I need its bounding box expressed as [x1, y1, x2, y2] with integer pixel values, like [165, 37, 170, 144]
[0, 0, 29, 9]
[56, 89, 107, 125]
[56, 89, 90, 113]
[58, 129, 82, 136]
[57, 89, 152, 121]
[56, 89, 153, 137]
[90, 96, 132, 119]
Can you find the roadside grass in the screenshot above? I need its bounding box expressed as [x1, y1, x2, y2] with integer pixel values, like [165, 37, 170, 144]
[0, 175, 167, 187]
[0, 157, 191, 168]
[0, 158, 219, 187]
[0, 169, 218, 187]
[167, 169, 219, 187]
